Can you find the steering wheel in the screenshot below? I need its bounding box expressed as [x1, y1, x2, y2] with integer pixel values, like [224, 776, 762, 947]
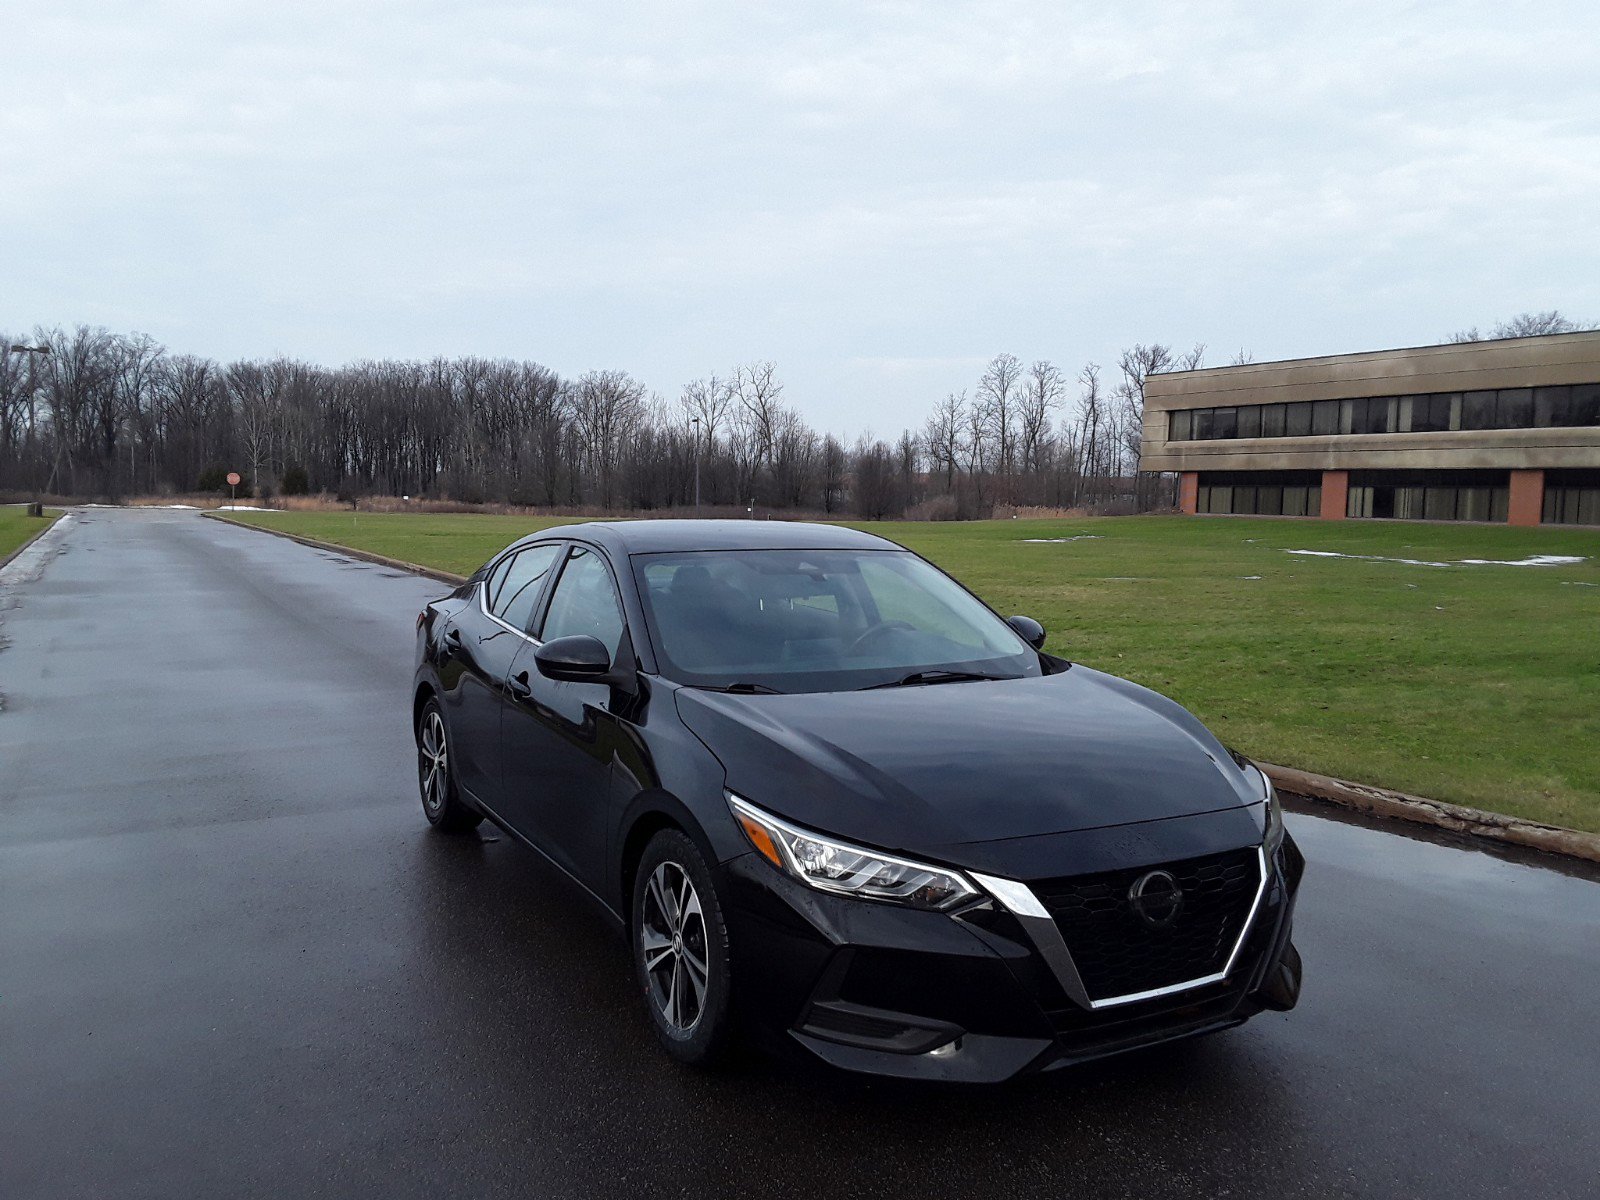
[847, 620, 916, 655]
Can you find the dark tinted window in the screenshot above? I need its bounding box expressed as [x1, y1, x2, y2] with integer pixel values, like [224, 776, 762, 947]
[1285, 402, 1312, 437]
[1212, 407, 1238, 439]
[1573, 384, 1600, 426]
[1352, 396, 1392, 434]
[1535, 386, 1571, 427]
[1311, 400, 1339, 435]
[1260, 403, 1286, 437]
[1193, 408, 1215, 439]
[490, 543, 562, 632]
[541, 547, 626, 659]
[634, 549, 1035, 693]
[485, 555, 515, 610]
[1497, 388, 1534, 428]
[1411, 394, 1453, 432]
[1460, 390, 1498, 430]
[1169, 410, 1192, 440]
[1236, 405, 1262, 438]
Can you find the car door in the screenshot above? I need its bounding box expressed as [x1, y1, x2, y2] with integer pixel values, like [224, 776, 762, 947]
[444, 543, 563, 806]
[501, 544, 630, 888]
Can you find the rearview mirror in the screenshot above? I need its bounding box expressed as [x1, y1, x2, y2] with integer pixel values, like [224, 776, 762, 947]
[1006, 614, 1046, 651]
[533, 635, 612, 682]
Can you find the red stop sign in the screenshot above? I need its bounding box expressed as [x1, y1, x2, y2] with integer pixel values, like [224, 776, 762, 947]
[226, 472, 241, 487]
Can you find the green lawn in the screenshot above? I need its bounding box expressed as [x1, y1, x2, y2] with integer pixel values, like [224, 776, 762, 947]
[218, 509, 1600, 832]
[0, 507, 59, 562]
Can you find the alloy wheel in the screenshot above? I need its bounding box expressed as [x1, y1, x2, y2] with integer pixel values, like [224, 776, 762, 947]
[419, 710, 448, 815]
[640, 861, 709, 1033]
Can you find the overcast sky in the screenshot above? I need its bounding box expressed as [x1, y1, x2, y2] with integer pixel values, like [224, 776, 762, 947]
[4, 0, 1597, 434]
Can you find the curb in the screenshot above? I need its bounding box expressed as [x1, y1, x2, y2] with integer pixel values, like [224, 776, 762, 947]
[0, 510, 64, 574]
[1262, 763, 1600, 865]
[202, 512, 468, 586]
[209, 510, 1600, 867]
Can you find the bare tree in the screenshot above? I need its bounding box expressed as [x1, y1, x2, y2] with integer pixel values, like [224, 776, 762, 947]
[572, 370, 646, 509]
[922, 391, 965, 492]
[1018, 360, 1064, 482]
[1113, 343, 1203, 474]
[733, 361, 784, 467]
[1450, 310, 1593, 342]
[978, 353, 1023, 501]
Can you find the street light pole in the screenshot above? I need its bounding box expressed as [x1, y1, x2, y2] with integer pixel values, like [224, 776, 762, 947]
[692, 416, 702, 515]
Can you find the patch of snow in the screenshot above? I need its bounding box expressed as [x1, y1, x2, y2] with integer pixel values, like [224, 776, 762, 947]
[1457, 555, 1586, 567]
[215, 505, 271, 511]
[1563, 581, 1598, 588]
[1239, 575, 1262, 580]
[1022, 535, 1102, 543]
[1282, 549, 1587, 569]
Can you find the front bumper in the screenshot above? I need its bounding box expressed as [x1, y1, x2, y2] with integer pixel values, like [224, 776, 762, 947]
[722, 832, 1305, 1083]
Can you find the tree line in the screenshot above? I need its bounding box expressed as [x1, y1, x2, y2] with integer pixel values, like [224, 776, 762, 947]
[0, 324, 1205, 517]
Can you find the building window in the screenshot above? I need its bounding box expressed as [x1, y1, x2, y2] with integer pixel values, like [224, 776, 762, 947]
[1460, 391, 1498, 430]
[1166, 379, 1600, 443]
[1543, 470, 1600, 525]
[1535, 386, 1571, 426]
[1410, 394, 1455, 432]
[1345, 470, 1510, 523]
[1573, 384, 1600, 426]
[1497, 388, 1534, 428]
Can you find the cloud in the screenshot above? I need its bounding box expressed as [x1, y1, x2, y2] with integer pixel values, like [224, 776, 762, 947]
[2, 0, 1597, 432]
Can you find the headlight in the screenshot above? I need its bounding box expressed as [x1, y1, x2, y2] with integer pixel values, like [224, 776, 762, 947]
[1257, 765, 1285, 852]
[727, 794, 978, 911]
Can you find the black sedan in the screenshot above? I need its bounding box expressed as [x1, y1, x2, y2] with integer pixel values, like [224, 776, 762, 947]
[412, 520, 1304, 1083]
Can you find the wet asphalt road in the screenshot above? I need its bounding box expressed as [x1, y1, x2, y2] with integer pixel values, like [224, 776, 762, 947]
[2, 509, 1598, 1200]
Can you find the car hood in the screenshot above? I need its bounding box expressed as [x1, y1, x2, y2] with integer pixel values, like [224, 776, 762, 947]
[673, 666, 1262, 857]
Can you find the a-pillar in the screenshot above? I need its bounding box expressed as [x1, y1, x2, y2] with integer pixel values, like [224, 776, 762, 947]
[1179, 472, 1199, 514]
[1508, 469, 1545, 526]
[1319, 470, 1349, 520]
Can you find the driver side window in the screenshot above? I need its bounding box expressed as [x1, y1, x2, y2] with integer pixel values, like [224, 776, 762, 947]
[539, 547, 626, 659]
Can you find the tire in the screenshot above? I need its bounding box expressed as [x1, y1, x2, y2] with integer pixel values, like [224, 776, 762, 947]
[416, 698, 483, 833]
[631, 829, 734, 1065]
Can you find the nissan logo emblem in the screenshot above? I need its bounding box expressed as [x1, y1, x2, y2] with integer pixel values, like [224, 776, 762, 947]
[1128, 870, 1184, 928]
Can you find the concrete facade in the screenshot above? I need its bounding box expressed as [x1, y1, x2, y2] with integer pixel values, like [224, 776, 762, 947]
[1142, 331, 1600, 524]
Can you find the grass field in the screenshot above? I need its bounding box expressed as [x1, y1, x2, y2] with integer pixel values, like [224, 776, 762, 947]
[219, 509, 1600, 832]
[0, 507, 59, 563]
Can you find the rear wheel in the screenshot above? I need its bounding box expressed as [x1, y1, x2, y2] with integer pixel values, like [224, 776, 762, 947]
[416, 699, 482, 833]
[632, 830, 733, 1065]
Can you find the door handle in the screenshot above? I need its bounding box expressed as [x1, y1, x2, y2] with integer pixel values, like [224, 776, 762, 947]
[507, 670, 532, 700]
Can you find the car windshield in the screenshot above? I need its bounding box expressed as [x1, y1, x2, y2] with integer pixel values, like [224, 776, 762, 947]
[632, 548, 1040, 693]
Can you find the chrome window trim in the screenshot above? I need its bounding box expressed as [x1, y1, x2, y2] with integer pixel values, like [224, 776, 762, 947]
[976, 844, 1271, 1012]
[476, 545, 556, 646]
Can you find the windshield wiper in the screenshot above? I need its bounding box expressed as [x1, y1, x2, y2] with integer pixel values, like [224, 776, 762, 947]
[862, 669, 1011, 690]
[693, 681, 787, 695]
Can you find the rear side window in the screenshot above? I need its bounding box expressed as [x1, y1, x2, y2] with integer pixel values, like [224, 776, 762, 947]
[490, 544, 562, 632]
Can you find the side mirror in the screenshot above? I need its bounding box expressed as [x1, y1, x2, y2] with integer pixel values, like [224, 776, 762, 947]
[1006, 614, 1046, 651]
[533, 634, 612, 682]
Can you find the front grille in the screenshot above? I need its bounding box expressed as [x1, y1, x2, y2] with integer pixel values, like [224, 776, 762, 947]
[1034, 847, 1260, 1002]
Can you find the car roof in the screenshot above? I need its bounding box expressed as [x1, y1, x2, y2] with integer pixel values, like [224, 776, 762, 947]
[519, 519, 900, 555]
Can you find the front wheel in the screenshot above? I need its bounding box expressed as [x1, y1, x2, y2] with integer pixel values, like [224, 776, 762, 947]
[632, 830, 734, 1065]
[416, 699, 482, 833]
